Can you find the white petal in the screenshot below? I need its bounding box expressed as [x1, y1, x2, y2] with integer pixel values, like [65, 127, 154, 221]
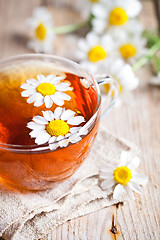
[128, 182, 142, 194]
[70, 127, 81, 134]
[59, 139, 69, 148]
[113, 184, 124, 199]
[61, 109, 75, 121]
[20, 83, 36, 90]
[127, 156, 140, 170]
[27, 94, 39, 104]
[29, 129, 46, 138]
[99, 172, 114, 179]
[54, 107, 63, 119]
[67, 116, 85, 126]
[120, 151, 131, 166]
[26, 78, 39, 86]
[49, 136, 56, 143]
[70, 135, 82, 143]
[50, 76, 64, 84]
[21, 90, 35, 97]
[56, 135, 64, 141]
[42, 110, 55, 121]
[125, 185, 135, 200]
[101, 178, 115, 190]
[78, 127, 88, 136]
[59, 92, 71, 101]
[132, 173, 148, 185]
[35, 132, 51, 145]
[27, 122, 45, 130]
[34, 98, 44, 107]
[49, 143, 58, 150]
[37, 74, 46, 83]
[33, 116, 48, 124]
[55, 82, 70, 91]
[44, 95, 53, 108]
[51, 92, 64, 106]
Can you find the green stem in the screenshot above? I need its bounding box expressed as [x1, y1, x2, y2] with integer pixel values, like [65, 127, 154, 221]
[53, 20, 89, 34]
[132, 41, 160, 72]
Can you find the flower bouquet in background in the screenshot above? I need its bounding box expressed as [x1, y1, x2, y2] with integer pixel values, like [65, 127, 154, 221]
[25, 0, 160, 106]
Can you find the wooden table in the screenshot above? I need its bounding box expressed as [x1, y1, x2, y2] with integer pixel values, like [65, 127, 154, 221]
[0, 0, 160, 239]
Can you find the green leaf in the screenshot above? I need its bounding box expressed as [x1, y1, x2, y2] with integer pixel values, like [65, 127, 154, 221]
[153, 56, 160, 72]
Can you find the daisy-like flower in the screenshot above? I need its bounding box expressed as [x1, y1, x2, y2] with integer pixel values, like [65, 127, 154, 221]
[91, 0, 142, 34]
[27, 107, 87, 149]
[150, 72, 160, 86]
[75, 0, 106, 18]
[21, 74, 72, 108]
[100, 151, 148, 200]
[26, 6, 54, 53]
[100, 58, 139, 96]
[109, 29, 147, 64]
[77, 32, 114, 74]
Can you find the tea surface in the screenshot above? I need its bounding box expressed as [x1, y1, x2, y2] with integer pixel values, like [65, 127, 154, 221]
[0, 61, 98, 146]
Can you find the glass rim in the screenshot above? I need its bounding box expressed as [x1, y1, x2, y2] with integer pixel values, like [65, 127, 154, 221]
[0, 53, 101, 152]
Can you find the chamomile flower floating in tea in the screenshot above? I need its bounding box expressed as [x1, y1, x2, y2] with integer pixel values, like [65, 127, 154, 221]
[100, 151, 148, 200]
[27, 107, 86, 148]
[77, 32, 114, 74]
[91, 0, 142, 34]
[21, 74, 72, 108]
[26, 7, 55, 53]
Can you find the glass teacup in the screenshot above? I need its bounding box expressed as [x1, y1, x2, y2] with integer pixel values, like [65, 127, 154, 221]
[0, 54, 118, 191]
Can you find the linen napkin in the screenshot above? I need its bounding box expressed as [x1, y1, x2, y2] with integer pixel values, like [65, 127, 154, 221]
[0, 127, 139, 240]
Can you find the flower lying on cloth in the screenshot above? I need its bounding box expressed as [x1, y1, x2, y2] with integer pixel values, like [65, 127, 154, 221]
[77, 32, 114, 74]
[26, 6, 55, 53]
[27, 107, 87, 149]
[91, 0, 142, 34]
[100, 151, 148, 200]
[21, 74, 72, 108]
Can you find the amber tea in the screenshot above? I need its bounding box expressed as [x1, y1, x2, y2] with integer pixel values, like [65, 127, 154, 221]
[0, 60, 100, 190]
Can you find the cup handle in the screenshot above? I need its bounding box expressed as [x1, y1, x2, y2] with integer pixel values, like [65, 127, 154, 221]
[96, 75, 119, 119]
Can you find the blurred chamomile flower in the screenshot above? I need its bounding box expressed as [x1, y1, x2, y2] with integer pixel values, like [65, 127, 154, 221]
[100, 58, 139, 96]
[77, 32, 114, 74]
[26, 6, 54, 53]
[109, 30, 147, 64]
[91, 0, 142, 34]
[100, 150, 148, 200]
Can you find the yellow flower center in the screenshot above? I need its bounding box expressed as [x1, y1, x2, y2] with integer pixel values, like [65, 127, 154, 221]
[109, 7, 128, 26]
[113, 166, 132, 185]
[104, 78, 122, 95]
[88, 46, 107, 62]
[120, 44, 137, 59]
[90, 0, 99, 2]
[35, 23, 47, 41]
[45, 120, 69, 137]
[37, 83, 56, 96]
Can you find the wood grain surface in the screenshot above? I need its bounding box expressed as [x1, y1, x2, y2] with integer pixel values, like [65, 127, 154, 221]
[0, 0, 160, 239]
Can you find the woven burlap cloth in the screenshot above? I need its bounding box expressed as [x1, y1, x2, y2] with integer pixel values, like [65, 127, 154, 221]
[0, 127, 139, 240]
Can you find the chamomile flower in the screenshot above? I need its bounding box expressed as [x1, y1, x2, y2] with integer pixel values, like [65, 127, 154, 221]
[21, 74, 72, 108]
[77, 32, 114, 74]
[27, 107, 86, 149]
[111, 31, 147, 64]
[100, 58, 139, 96]
[100, 151, 148, 200]
[26, 6, 54, 53]
[91, 0, 142, 34]
[75, 0, 106, 18]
